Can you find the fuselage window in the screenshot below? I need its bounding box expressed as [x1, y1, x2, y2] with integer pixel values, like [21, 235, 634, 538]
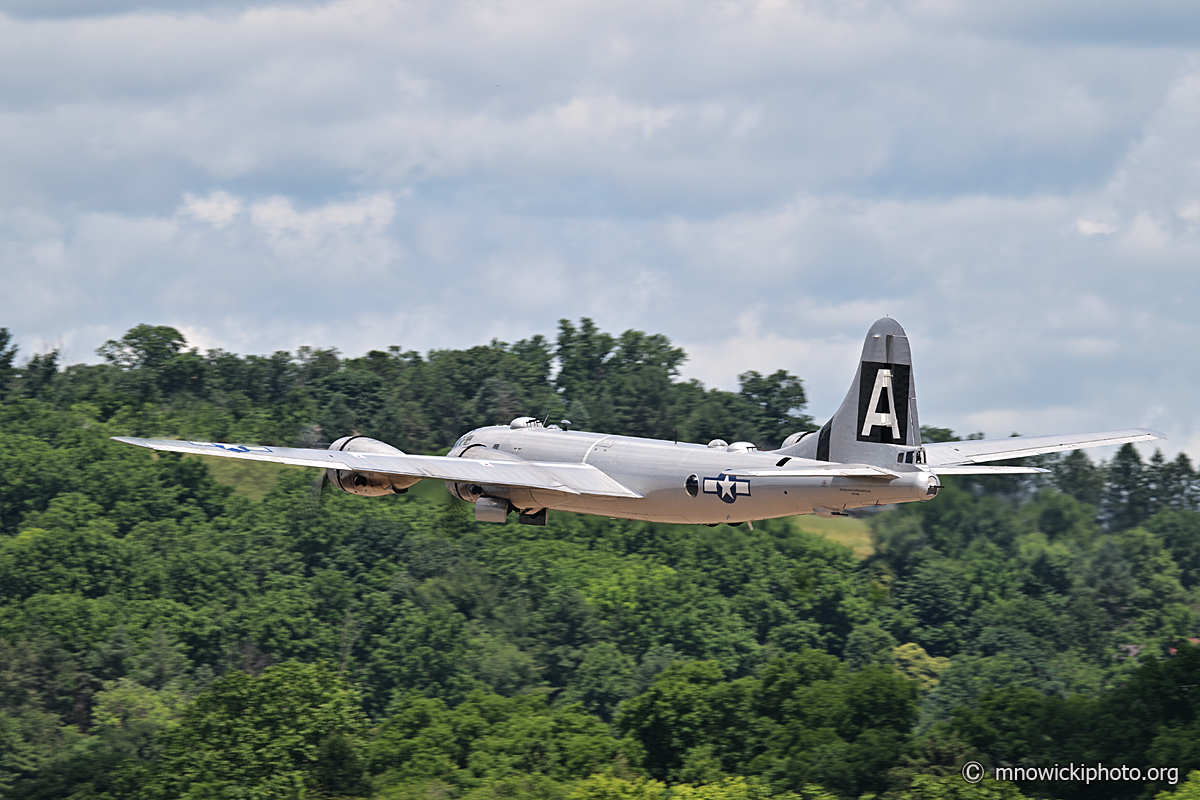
[685, 474, 699, 498]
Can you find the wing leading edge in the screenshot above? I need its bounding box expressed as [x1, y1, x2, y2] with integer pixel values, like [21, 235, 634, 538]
[111, 437, 643, 499]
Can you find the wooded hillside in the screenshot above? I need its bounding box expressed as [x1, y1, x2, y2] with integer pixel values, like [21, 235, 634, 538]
[1, 323, 1197, 800]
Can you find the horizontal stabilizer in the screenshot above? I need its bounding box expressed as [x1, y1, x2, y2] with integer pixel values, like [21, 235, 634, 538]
[924, 465, 1049, 475]
[726, 464, 901, 479]
[111, 437, 643, 499]
[923, 428, 1164, 466]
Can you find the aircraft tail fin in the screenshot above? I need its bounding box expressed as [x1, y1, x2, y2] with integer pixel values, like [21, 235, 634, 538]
[777, 318, 921, 465]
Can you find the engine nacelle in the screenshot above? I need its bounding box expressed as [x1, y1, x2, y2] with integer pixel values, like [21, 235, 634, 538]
[326, 435, 420, 497]
[444, 445, 563, 513]
[446, 444, 525, 504]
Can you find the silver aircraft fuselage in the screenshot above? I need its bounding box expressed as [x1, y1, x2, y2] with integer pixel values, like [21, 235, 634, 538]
[445, 424, 937, 524]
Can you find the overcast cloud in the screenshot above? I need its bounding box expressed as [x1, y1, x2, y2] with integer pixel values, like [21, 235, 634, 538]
[1, 0, 1197, 457]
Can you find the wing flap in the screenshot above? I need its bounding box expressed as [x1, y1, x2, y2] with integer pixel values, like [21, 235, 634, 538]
[534, 462, 645, 498]
[112, 437, 643, 499]
[922, 428, 1164, 466]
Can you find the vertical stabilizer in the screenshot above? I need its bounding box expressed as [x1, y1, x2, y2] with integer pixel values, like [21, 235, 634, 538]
[778, 318, 920, 464]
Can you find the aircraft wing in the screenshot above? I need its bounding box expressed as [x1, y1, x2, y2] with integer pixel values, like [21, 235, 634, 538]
[111, 437, 643, 499]
[922, 428, 1164, 466]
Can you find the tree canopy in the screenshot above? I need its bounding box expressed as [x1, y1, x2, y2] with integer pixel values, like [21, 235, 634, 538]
[1, 321, 1197, 799]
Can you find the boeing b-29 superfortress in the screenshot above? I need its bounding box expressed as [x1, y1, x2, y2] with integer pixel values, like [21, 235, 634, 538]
[115, 318, 1163, 527]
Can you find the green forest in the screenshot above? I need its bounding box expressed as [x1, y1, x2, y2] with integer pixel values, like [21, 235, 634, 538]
[1, 322, 1198, 800]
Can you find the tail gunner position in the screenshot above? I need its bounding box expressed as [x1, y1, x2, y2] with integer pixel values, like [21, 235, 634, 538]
[115, 319, 1163, 527]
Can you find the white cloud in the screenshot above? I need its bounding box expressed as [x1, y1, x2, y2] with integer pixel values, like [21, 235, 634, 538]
[248, 193, 394, 255]
[182, 190, 243, 227]
[1077, 219, 1116, 236]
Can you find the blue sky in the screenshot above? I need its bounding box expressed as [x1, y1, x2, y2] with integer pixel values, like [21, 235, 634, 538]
[1, 0, 1197, 458]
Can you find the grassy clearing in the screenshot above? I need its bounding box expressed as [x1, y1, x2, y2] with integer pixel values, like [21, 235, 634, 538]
[789, 513, 874, 559]
[191, 455, 302, 501]
[406, 476, 451, 501]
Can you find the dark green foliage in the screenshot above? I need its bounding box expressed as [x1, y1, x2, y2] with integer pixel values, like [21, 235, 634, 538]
[2, 324, 1197, 799]
[844, 623, 898, 670]
[1149, 509, 1200, 589]
[97, 325, 188, 372]
[942, 645, 1200, 799]
[16, 318, 812, 454]
[369, 692, 623, 790]
[899, 773, 1035, 799]
[616, 660, 757, 780]
[20, 351, 60, 399]
[737, 370, 814, 449]
[608, 650, 920, 796]
[1106, 443, 1151, 533]
[1098, 445, 1198, 532]
[146, 660, 371, 798]
[1153, 452, 1200, 513]
[557, 642, 638, 721]
[921, 425, 958, 443]
[755, 651, 918, 796]
[1055, 448, 1106, 507]
[866, 432, 1200, 756]
[0, 328, 17, 395]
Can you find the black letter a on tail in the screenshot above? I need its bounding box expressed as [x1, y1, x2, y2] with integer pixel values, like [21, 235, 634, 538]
[857, 361, 910, 444]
